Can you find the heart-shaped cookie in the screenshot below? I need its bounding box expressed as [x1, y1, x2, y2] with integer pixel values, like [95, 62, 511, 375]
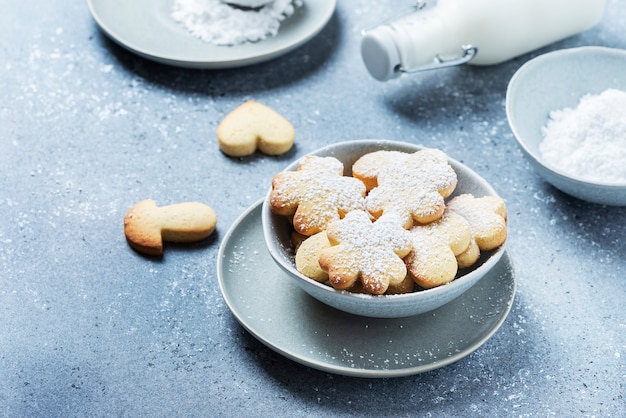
[217, 100, 295, 157]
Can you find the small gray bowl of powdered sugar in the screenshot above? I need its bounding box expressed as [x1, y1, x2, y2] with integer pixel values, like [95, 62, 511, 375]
[506, 46, 626, 206]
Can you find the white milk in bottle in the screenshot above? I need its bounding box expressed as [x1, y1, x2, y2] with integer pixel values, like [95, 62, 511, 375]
[361, 0, 607, 81]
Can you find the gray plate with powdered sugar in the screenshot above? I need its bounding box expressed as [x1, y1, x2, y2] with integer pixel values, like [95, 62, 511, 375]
[87, 0, 336, 69]
[217, 200, 516, 378]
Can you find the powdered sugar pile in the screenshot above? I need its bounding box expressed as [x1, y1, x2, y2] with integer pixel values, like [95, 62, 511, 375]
[539, 88, 626, 184]
[171, 0, 302, 46]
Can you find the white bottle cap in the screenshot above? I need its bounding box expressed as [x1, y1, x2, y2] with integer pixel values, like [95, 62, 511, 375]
[361, 27, 402, 81]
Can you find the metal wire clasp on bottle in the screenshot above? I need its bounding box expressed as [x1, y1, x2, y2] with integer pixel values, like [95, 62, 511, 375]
[361, 0, 478, 74]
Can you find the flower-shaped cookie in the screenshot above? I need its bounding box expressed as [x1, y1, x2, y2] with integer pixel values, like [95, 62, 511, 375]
[295, 231, 331, 282]
[455, 238, 480, 269]
[404, 211, 472, 289]
[351, 150, 408, 191]
[318, 211, 413, 295]
[446, 194, 507, 252]
[269, 156, 367, 236]
[363, 149, 457, 228]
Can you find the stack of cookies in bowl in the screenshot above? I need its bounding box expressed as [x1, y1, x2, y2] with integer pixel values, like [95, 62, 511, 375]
[262, 140, 507, 318]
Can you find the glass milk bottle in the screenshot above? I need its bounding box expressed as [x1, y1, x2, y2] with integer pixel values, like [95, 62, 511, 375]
[361, 0, 607, 81]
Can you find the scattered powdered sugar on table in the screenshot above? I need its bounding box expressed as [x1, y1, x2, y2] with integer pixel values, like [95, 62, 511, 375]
[171, 0, 302, 46]
[539, 88, 626, 184]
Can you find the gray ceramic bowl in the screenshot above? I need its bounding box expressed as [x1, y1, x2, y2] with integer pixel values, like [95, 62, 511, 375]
[261, 140, 506, 318]
[506, 46, 626, 206]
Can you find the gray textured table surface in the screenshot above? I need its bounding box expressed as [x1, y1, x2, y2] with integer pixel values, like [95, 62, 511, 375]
[1, 1, 624, 416]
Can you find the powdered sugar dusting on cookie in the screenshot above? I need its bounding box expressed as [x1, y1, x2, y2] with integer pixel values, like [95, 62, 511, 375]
[321, 211, 412, 295]
[446, 194, 507, 251]
[269, 156, 366, 235]
[366, 149, 457, 227]
[299, 155, 344, 174]
[352, 150, 409, 190]
[405, 211, 472, 288]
